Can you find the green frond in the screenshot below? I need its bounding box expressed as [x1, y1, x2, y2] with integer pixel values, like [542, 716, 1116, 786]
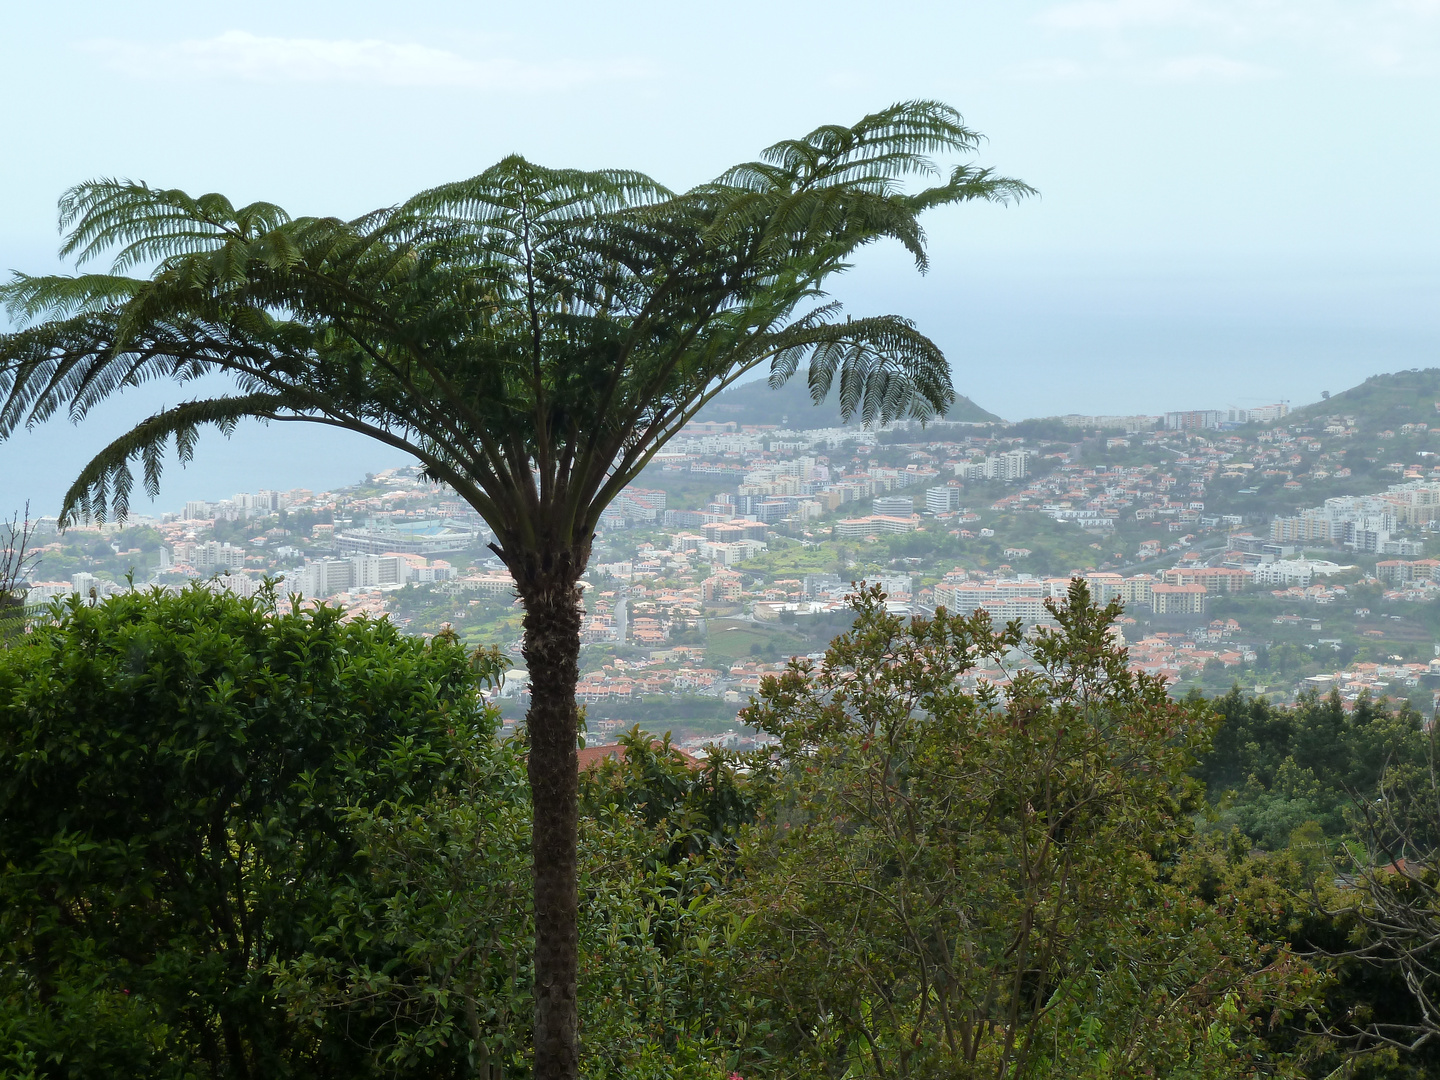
[762, 313, 954, 428]
[59, 393, 290, 526]
[399, 157, 671, 232]
[0, 273, 141, 323]
[58, 179, 293, 273]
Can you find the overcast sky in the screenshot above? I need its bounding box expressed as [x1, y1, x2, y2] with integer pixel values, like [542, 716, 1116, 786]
[2, 0, 1438, 517]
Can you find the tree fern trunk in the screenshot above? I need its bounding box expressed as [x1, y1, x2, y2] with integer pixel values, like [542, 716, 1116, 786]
[518, 566, 582, 1080]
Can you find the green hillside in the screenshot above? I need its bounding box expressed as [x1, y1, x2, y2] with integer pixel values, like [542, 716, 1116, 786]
[693, 375, 1002, 430]
[1284, 368, 1440, 432]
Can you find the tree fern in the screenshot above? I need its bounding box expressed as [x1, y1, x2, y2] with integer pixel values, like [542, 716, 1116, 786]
[0, 99, 1031, 1080]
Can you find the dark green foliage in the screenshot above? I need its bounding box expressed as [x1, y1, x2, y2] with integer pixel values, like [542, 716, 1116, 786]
[0, 586, 488, 1078]
[579, 726, 758, 865]
[1197, 688, 1429, 849]
[1285, 368, 1440, 432]
[728, 584, 1309, 1077]
[277, 725, 754, 1080]
[273, 729, 535, 1079]
[1174, 836, 1440, 1080]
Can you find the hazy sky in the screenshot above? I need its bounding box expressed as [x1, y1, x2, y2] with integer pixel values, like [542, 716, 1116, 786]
[2, 1, 1438, 517]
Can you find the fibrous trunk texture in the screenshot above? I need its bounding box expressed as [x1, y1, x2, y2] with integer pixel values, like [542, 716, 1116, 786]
[518, 562, 583, 1080]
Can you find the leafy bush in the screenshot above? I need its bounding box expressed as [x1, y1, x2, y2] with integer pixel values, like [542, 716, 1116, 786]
[0, 586, 486, 1078]
[1198, 688, 1429, 849]
[728, 583, 1313, 1078]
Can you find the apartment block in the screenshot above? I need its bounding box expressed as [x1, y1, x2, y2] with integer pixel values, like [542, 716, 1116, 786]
[955, 450, 1031, 482]
[1163, 410, 1224, 431]
[872, 495, 914, 516]
[833, 515, 918, 539]
[925, 485, 963, 513]
[1161, 567, 1251, 593]
[1150, 583, 1207, 615]
[295, 558, 356, 598]
[194, 541, 246, 571]
[352, 554, 405, 588]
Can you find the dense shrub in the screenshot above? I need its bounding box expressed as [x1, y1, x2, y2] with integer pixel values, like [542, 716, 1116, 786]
[0, 586, 486, 1078]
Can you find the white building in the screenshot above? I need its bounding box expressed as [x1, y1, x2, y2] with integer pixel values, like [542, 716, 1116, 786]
[1227, 403, 1289, 424]
[872, 495, 914, 516]
[699, 539, 768, 566]
[195, 542, 246, 571]
[833, 516, 918, 539]
[925, 486, 963, 514]
[1251, 560, 1353, 587]
[954, 450, 1030, 482]
[294, 559, 356, 598]
[353, 554, 406, 588]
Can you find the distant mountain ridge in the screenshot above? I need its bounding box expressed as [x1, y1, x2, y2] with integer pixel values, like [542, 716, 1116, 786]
[1282, 368, 1440, 432]
[691, 376, 1003, 430]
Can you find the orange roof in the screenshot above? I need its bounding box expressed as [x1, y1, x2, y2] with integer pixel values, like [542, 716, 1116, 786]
[577, 741, 700, 771]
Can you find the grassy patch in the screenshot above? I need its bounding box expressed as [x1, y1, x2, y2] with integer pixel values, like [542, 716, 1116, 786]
[705, 618, 808, 664]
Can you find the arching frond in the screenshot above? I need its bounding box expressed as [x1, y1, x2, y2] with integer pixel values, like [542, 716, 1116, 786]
[398, 156, 671, 235]
[59, 179, 293, 273]
[763, 313, 954, 427]
[0, 273, 141, 322]
[58, 393, 291, 525]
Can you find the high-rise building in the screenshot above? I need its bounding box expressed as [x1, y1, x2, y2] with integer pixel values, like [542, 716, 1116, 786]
[954, 451, 1031, 481]
[195, 542, 246, 571]
[1163, 410, 1224, 431]
[1227, 403, 1288, 424]
[925, 486, 963, 514]
[352, 554, 405, 588]
[1150, 583, 1207, 615]
[295, 559, 355, 598]
[991, 450, 1030, 481]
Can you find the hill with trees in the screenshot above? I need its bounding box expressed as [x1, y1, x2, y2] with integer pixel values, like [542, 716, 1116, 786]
[1283, 368, 1440, 432]
[692, 372, 1003, 429]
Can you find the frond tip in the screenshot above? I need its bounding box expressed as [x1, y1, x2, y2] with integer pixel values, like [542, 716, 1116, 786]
[765, 314, 954, 428]
[59, 395, 285, 527]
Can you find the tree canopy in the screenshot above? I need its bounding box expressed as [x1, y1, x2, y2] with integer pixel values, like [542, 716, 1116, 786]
[0, 586, 489, 1078]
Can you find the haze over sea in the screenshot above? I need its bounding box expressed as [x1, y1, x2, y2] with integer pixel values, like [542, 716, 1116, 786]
[2, 1, 1437, 518]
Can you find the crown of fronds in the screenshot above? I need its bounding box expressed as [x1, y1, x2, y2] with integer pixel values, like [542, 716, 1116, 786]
[0, 101, 1032, 551]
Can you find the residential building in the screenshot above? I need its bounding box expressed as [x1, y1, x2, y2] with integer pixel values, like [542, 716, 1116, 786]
[833, 515, 918, 539]
[352, 554, 405, 588]
[872, 495, 914, 516]
[295, 558, 355, 598]
[1161, 567, 1251, 593]
[702, 572, 743, 603]
[1225, 403, 1288, 424]
[194, 541, 246, 571]
[925, 485, 963, 513]
[955, 450, 1031, 482]
[1150, 583, 1207, 615]
[1163, 410, 1224, 431]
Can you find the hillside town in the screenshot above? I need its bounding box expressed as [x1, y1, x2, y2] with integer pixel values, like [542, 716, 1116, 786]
[20, 374, 1440, 745]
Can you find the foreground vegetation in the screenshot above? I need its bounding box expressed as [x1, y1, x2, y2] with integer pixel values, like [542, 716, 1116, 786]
[3, 584, 1440, 1077]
